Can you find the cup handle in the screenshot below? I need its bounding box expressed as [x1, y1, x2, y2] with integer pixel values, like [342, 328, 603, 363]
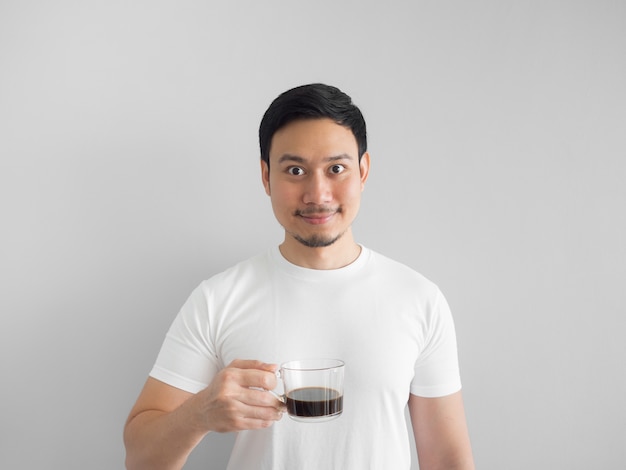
[268, 389, 286, 403]
[270, 369, 286, 402]
[250, 369, 285, 403]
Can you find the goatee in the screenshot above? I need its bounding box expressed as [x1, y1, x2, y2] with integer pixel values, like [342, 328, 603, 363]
[292, 232, 343, 248]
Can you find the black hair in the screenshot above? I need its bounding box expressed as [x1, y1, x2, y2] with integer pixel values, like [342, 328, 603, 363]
[259, 83, 367, 167]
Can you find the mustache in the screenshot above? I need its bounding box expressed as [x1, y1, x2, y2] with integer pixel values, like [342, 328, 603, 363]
[294, 206, 341, 217]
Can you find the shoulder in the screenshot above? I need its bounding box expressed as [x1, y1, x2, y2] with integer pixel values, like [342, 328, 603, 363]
[365, 248, 439, 294]
[197, 250, 273, 294]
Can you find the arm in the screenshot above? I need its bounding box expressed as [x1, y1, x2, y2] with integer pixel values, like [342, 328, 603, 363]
[408, 391, 475, 470]
[123, 360, 285, 470]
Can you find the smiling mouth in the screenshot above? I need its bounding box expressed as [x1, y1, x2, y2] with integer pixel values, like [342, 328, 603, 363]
[295, 207, 340, 225]
[301, 214, 333, 225]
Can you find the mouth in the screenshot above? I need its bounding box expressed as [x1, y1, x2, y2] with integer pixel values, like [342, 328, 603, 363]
[295, 207, 340, 225]
[300, 214, 334, 225]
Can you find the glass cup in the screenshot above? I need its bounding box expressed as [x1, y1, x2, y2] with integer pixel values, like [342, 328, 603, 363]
[277, 358, 345, 423]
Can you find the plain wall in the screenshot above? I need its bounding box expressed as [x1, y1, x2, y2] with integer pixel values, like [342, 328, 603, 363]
[1, 1, 624, 469]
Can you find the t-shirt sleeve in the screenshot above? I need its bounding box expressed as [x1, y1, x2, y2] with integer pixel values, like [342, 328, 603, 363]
[149, 283, 220, 394]
[410, 288, 462, 397]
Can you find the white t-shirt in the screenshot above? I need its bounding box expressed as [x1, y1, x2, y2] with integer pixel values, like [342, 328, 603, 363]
[150, 246, 462, 469]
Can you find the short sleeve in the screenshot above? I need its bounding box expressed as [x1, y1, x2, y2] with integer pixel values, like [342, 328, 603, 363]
[149, 283, 220, 394]
[410, 289, 462, 397]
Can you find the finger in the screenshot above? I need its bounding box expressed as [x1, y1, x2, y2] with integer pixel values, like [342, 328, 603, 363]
[223, 367, 278, 391]
[215, 396, 284, 431]
[243, 387, 286, 409]
[228, 359, 278, 373]
[239, 402, 285, 423]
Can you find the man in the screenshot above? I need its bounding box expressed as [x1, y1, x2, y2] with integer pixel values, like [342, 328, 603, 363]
[124, 83, 475, 469]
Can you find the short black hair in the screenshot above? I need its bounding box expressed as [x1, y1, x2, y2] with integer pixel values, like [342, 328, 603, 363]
[259, 83, 367, 167]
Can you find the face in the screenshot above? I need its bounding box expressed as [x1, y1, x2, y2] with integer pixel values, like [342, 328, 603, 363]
[262, 118, 370, 250]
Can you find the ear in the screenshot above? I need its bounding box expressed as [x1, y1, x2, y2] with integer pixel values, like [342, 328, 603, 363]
[261, 159, 271, 195]
[359, 152, 371, 190]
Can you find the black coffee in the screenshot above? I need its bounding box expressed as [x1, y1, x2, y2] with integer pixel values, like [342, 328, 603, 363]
[285, 387, 343, 418]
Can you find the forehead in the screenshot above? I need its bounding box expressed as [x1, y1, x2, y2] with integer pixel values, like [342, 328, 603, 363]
[269, 118, 358, 162]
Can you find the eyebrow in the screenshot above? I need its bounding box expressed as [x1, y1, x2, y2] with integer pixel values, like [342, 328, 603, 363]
[277, 153, 354, 165]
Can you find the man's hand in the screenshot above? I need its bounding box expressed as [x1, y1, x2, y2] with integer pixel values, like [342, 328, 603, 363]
[189, 359, 285, 433]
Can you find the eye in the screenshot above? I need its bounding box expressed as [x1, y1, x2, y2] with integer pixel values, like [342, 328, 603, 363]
[287, 166, 305, 176]
[330, 164, 345, 174]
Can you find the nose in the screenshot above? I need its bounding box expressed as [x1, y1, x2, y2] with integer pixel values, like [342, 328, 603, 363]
[303, 172, 332, 205]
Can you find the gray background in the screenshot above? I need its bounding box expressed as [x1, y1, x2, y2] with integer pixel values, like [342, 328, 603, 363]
[1, 1, 624, 469]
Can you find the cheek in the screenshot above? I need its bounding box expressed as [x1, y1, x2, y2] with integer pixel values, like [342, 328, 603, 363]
[269, 183, 297, 211]
[342, 180, 364, 202]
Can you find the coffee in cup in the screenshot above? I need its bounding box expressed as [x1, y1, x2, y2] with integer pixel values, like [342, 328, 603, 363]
[277, 359, 344, 423]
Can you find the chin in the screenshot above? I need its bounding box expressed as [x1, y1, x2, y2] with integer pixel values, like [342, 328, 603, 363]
[292, 231, 345, 248]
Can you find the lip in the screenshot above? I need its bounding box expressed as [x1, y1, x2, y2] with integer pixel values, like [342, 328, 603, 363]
[299, 213, 335, 225]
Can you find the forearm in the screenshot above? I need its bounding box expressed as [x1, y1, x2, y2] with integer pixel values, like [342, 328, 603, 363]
[124, 399, 208, 470]
[415, 422, 475, 470]
[417, 453, 475, 470]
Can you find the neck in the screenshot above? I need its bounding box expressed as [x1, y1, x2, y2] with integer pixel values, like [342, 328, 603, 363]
[279, 231, 361, 270]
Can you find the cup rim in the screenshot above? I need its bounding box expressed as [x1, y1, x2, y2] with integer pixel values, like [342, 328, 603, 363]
[281, 358, 344, 371]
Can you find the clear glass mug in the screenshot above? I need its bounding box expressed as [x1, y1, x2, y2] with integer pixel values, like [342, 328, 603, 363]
[274, 358, 345, 423]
